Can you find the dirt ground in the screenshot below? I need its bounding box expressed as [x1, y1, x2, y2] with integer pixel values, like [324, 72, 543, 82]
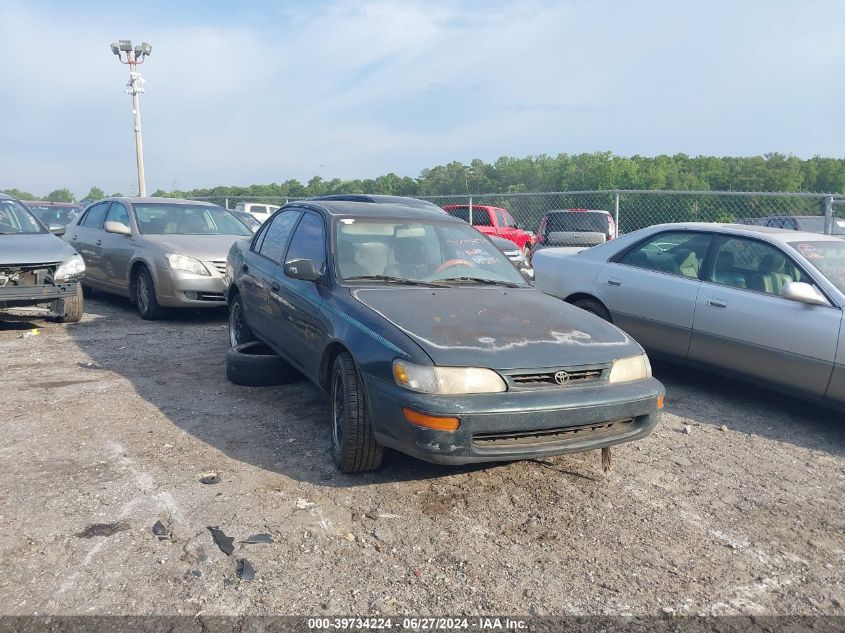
[1, 293, 843, 618]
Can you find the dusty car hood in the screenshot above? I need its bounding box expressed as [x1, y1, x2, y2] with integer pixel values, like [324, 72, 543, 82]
[352, 287, 639, 369]
[140, 234, 245, 261]
[0, 233, 79, 265]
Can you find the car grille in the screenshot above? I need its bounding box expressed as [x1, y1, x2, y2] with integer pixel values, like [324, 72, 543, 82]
[0, 263, 62, 286]
[208, 260, 227, 275]
[473, 418, 634, 449]
[505, 366, 607, 389]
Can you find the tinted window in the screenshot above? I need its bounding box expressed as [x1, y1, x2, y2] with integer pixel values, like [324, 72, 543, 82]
[285, 213, 326, 271]
[258, 210, 301, 262]
[447, 207, 493, 226]
[82, 202, 110, 229]
[105, 202, 130, 226]
[710, 237, 805, 296]
[620, 232, 713, 279]
[545, 212, 609, 234]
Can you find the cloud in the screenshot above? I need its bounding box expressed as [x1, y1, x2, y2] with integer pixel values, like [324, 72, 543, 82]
[0, 0, 843, 196]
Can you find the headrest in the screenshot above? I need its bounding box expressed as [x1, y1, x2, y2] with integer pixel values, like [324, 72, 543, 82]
[759, 253, 785, 273]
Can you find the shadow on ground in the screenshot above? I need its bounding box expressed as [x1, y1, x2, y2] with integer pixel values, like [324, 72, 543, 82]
[65, 293, 844, 490]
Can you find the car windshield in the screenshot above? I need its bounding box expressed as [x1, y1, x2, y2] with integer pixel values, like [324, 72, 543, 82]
[134, 203, 252, 236]
[545, 212, 608, 234]
[789, 240, 845, 294]
[0, 199, 46, 234]
[27, 205, 80, 227]
[335, 219, 527, 286]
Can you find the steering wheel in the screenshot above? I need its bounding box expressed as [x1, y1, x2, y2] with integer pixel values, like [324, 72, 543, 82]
[434, 258, 477, 273]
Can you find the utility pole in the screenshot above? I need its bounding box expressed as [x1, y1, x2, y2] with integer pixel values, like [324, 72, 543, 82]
[110, 40, 152, 197]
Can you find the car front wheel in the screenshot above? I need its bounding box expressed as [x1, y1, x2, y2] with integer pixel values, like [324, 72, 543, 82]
[228, 292, 256, 348]
[331, 352, 384, 473]
[135, 266, 163, 320]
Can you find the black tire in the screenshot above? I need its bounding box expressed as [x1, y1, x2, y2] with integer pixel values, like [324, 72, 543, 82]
[228, 292, 256, 348]
[54, 282, 84, 323]
[572, 297, 612, 322]
[135, 266, 163, 320]
[226, 341, 301, 387]
[330, 352, 383, 473]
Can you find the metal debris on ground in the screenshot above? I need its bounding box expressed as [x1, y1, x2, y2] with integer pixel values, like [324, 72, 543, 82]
[241, 533, 273, 544]
[151, 520, 171, 540]
[236, 558, 256, 581]
[199, 472, 221, 484]
[207, 526, 235, 556]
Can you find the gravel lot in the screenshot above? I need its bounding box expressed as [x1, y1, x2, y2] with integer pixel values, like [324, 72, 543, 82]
[1, 294, 843, 617]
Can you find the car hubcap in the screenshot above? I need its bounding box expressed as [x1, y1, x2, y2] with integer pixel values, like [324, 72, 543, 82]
[332, 372, 345, 455]
[229, 302, 242, 347]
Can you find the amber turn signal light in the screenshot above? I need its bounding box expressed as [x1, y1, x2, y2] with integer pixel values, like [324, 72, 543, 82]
[657, 395, 665, 409]
[402, 408, 460, 431]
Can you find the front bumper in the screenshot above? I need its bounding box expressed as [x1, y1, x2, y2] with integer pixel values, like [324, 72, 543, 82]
[363, 374, 664, 465]
[0, 283, 78, 308]
[149, 265, 228, 308]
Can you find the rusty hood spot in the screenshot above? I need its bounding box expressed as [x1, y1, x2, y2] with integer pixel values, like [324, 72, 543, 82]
[353, 288, 639, 369]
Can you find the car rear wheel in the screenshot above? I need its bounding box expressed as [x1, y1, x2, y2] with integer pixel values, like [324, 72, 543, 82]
[571, 297, 612, 322]
[228, 292, 256, 348]
[225, 341, 301, 386]
[53, 282, 84, 323]
[135, 266, 163, 321]
[331, 352, 383, 473]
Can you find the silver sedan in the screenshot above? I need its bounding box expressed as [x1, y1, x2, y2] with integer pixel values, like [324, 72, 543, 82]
[64, 197, 252, 319]
[533, 222, 845, 409]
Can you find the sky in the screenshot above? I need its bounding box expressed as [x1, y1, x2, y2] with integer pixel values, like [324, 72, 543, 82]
[1, 0, 844, 197]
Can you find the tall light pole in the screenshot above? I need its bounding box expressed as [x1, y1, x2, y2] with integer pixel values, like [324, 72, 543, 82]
[110, 40, 152, 197]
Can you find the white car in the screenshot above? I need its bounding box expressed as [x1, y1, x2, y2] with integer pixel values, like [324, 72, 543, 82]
[533, 222, 845, 409]
[233, 202, 279, 224]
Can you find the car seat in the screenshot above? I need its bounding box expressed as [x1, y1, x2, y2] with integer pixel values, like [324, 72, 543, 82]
[751, 253, 793, 295]
[676, 249, 700, 278]
[386, 237, 429, 278]
[147, 217, 167, 234]
[712, 250, 746, 288]
[337, 241, 367, 278]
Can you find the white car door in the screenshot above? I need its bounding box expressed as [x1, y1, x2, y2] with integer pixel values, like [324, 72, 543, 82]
[595, 230, 715, 358]
[688, 235, 839, 397]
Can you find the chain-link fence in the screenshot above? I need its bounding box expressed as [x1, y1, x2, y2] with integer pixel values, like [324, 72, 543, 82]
[194, 190, 845, 236]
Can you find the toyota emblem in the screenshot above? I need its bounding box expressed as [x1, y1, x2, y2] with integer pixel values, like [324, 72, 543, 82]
[554, 370, 570, 385]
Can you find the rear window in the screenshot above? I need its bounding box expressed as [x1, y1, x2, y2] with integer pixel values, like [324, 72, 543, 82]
[544, 212, 609, 234]
[445, 207, 493, 226]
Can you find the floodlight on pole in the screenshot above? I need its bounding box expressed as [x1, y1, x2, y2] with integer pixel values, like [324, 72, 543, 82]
[110, 39, 152, 197]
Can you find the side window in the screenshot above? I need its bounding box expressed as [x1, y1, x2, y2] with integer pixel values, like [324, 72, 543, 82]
[471, 210, 493, 227]
[501, 211, 518, 229]
[257, 210, 301, 262]
[619, 232, 713, 279]
[709, 237, 804, 296]
[82, 202, 111, 229]
[285, 213, 326, 271]
[105, 202, 130, 226]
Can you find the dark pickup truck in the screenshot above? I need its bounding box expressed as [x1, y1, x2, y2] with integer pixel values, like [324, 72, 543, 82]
[0, 193, 85, 322]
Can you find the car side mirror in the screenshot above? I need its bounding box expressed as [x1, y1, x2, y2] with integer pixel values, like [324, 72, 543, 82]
[49, 224, 66, 236]
[782, 281, 829, 306]
[284, 258, 321, 282]
[104, 220, 131, 236]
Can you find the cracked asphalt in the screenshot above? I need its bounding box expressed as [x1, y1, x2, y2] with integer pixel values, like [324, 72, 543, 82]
[0, 294, 843, 617]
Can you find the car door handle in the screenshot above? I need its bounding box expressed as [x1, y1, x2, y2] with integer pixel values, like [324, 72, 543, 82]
[607, 278, 622, 286]
[242, 264, 249, 274]
[270, 282, 280, 292]
[707, 298, 727, 308]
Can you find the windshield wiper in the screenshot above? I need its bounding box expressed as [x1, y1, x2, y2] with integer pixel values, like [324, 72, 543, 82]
[438, 276, 522, 288]
[344, 275, 448, 287]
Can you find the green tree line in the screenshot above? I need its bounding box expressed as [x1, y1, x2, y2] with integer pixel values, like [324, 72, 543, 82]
[5, 152, 845, 203]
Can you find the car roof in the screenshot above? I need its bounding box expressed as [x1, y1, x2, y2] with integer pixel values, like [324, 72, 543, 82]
[648, 221, 843, 244]
[102, 196, 221, 206]
[23, 200, 82, 207]
[310, 194, 443, 211]
[288, 199, 462, 223]
[442, 204, 506, 212]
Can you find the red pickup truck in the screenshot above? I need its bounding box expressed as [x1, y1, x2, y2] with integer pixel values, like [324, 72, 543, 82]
[442, 204, 535, 253]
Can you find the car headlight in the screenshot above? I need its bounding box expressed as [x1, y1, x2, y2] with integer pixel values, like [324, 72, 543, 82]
[608, 354, 652, 384]
[392, 360, 507, 394]
[54, 254, 85, 283]
[166, 253, 210, 276]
